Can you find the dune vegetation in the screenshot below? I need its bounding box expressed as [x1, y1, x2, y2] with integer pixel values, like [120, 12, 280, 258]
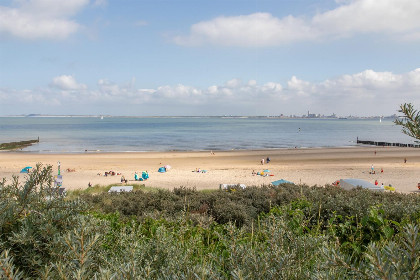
[0, 139, 39, 151]
[1, 164, 419, 279]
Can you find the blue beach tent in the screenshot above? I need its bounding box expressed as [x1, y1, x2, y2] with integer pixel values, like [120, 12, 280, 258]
[142, 171, 149, 180]
[271, 179, 294, 186]
[134, 173, 143, 181]
[158, 167, 166, 173]
[20, 166, 32, 173]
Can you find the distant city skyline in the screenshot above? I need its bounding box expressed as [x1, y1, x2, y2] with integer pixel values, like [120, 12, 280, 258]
[2, 112, 399, 119]
[1, 0, 420, 116]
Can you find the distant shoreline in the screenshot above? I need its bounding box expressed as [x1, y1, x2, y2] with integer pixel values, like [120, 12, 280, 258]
[0, 115, 398, 120]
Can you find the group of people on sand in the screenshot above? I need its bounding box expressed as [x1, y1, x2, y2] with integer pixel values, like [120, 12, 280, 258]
[102, 170, 121, 177]
[374, 180, 387, 187]
[370, 164, 384, 174]
[261, 157, 270, 165]
[194, 168, 207, 173]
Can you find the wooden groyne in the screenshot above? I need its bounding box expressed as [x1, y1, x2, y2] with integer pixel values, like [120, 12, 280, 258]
[0, 138, 39, 150]
[357, 138, 420, 148]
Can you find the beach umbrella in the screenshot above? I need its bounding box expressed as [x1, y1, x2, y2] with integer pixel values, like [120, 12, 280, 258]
[271, 179, 294, 186]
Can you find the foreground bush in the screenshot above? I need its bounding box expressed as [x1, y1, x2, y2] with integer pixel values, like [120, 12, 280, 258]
[83, 184, 420, 229]
[1, 165, 419, 279]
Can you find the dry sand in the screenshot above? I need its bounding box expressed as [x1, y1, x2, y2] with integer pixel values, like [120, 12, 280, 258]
[0, 147, 419, 193]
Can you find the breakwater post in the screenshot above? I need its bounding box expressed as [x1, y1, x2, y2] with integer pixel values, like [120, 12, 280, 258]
[357, 138, 420, 148]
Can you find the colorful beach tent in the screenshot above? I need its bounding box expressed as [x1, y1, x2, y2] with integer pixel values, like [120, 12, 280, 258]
[20, 166, 32, 173]
[339, 179, 384, 191]
[158, 167, 166, 173]
[271, 179, 294, 186]
[134, 173, 144, 181]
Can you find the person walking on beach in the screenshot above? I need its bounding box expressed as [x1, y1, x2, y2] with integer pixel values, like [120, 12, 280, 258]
[261, 158, 264, 165]
[371, 164, 374, 174]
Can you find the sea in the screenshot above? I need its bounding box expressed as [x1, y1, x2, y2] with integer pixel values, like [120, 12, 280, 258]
[0, 117, 416, 153]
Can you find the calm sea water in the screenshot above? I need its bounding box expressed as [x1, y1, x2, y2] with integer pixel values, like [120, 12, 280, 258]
[0, 117, 416, 153]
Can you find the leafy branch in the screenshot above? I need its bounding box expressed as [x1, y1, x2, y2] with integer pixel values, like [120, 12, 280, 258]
[394, 103, 420, 141]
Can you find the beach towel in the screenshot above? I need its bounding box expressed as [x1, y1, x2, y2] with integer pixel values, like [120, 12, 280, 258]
[272, 179, 294, 186]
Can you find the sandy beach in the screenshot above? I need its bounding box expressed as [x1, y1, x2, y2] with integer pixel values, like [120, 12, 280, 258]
[0, 147, 419, 193]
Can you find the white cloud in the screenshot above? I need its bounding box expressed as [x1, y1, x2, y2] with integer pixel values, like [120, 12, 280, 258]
[0, 0, 90, 39]
[51, 75, 87, 90]
[225, 79, 242, 88]
[174, 13, 316, 47]
[174, 0, 420, 46]
[313, 0, 420, 35]
[1, 69, 420, 116]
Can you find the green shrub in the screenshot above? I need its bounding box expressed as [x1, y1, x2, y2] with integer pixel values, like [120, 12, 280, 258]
[1, 165, 419, 279]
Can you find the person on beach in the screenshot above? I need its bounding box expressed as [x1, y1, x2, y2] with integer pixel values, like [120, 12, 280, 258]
[371, 164, 374, 174]
[404, 158, 407, 163]
[266, 157, 270, 163]
[261, 158, 264, 165]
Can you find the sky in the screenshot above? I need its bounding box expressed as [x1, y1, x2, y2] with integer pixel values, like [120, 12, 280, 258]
[0, 0, 420, 116]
